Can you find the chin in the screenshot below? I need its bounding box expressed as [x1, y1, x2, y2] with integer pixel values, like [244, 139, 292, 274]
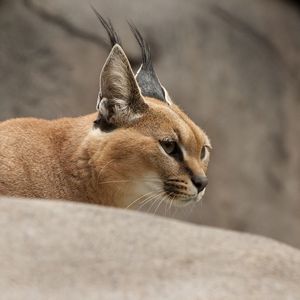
[163, 196, 194, 208]
[172, 189, 206, 207]
[195, 189, 206, 202]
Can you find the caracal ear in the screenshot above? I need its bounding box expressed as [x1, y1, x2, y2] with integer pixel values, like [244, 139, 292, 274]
[96, 44, 148, 129]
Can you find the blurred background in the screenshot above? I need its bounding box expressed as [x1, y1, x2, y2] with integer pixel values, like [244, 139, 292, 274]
[0, 0, 299, 247]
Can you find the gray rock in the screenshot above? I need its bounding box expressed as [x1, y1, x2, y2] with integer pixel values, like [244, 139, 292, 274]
[1, 197, 300, 300]
[0, 0, 300, 247]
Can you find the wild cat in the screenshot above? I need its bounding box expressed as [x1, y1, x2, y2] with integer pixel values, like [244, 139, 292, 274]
[0, 10, 211, 209]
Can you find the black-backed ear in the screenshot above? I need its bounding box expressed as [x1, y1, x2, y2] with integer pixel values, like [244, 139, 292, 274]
[95, 45, 148, 131]
[129, 23, 172, 105]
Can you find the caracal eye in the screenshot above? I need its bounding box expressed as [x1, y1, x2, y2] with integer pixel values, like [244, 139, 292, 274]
[159, 139, 183, 161]
[160, 140, 177, 155]
[200, 145, 209, 161]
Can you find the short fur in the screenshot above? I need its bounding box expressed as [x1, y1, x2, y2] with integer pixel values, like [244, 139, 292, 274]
[0, 16, 211, 209]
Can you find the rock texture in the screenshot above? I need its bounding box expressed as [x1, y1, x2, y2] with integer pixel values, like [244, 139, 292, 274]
[0, 0, 300, 246]
[1, 197, 300, 300]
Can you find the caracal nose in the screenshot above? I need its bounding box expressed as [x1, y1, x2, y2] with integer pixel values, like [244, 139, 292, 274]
[191, 175, 208, 193]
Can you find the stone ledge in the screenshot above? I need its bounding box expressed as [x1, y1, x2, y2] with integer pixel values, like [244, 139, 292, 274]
[1, 197, 300, 300]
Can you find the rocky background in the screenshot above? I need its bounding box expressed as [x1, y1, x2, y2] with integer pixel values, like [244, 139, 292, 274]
[0, 0, 299, 247]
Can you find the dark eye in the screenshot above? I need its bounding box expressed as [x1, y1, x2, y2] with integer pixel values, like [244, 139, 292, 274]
[160, 140, 183, 161]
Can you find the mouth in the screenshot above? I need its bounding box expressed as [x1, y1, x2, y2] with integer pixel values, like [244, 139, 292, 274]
[173, 190, 205, 207]
[163, 180, 206, 206]
[161, 192, 195, 207]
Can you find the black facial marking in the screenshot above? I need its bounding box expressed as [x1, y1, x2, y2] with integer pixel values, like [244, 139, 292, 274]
[167, 179, 186, 183]
[93, 114, 117, 132]
[165, 182, 187, 191]
[163, 182, 190, 197]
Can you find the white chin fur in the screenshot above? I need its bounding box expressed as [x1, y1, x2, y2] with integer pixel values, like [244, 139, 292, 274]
[124, 172, 163, 208]
[196, 188, 206, 202]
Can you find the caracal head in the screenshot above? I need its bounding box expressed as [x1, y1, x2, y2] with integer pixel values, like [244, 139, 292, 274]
[85, 43, 211, 209]
[86, 13, 211, 209]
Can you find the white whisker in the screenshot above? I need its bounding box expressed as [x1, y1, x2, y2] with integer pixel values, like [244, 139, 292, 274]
[164, 194, 170, 216]
[138, 191, 164, 211]
[168, 194, 174, 211]
[153, 194, 167, 215]
[169, 196, 175, 215]
[99, 159, 115, 176]
[126, 190, 157, 209]
[98, 179, 161, 185]
[148, 194, 163, 213]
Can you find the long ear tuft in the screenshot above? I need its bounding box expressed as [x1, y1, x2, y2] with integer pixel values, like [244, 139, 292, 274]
[95, 45, 148, 131]
[91, 6, 122, 47]
[129, 23, 170, 103]
[128, 22, 151, 69]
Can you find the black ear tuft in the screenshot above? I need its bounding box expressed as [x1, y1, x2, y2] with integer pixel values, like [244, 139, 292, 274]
[91, 10, 149, 130]
[91, 6, 121, 47]
[129, 23, 167, 103]
[128, 23, 151, 68]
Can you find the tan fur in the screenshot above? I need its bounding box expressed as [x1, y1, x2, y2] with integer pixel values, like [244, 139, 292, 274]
[0, 101, 210, 207]
[0, 45, 211, 208]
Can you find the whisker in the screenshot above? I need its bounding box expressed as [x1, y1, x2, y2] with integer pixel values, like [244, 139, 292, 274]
[168, 194, 175, 211]
[98, 159, 115, 176]
[169, 195, 175, 215]
[163, 192, 173, 216]
[138, 190, 164, 206]
[125, 190, 157, 209]
[153, 194, 167, 215]
[99, 180, 131, 184]
[98, 179, 161, 185]
[147, 194, 163, 213]
[96, 159, 116, 186]
[164, 194, 170, 216]
[145, 192, 165, 211]
[138, 191, 165, 211]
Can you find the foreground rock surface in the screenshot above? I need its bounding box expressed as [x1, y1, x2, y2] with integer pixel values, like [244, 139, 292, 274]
[0, 197, 300, 300]
[0, 0, 300, 247]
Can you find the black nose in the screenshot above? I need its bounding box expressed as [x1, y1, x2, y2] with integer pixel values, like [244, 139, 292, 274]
[191, 175, 208, 193]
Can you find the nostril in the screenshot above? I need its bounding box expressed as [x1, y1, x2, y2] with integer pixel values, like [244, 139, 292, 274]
[191, 175, 208, 193]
